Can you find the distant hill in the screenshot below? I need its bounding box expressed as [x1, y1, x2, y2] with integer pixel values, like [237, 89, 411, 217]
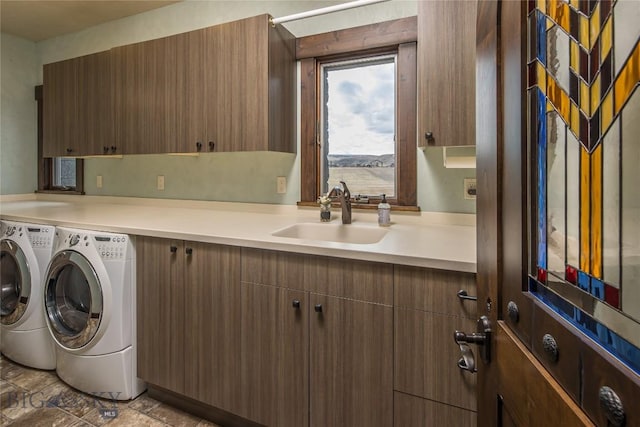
[328, 154, 395, 167]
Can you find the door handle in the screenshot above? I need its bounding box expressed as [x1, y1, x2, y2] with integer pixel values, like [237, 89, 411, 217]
[453, 315, 492, 372]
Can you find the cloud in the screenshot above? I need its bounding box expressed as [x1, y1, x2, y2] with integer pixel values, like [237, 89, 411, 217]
[324, 60, 395, 155]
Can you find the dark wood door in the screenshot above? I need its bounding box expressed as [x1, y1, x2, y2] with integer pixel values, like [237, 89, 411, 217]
[183, 241, 241, 413]
[112, 35, 180, 154]
[309, 294, 393, 427]
[239, 283, 308, 427]
[136, 236, 184, 392]
[475, 1, 639, 426]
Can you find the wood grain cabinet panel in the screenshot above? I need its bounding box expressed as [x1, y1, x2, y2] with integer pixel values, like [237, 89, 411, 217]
[136, 237, 242, 414]
[43, 50, 112, 157]
[394, 391, 476, 427]
[395, 307, 477, 411]
[418, 0, 476, 147]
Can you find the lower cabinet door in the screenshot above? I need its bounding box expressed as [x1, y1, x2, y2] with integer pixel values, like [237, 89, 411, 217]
[309, 295, 393, 427]
[239, 283, 309, 427]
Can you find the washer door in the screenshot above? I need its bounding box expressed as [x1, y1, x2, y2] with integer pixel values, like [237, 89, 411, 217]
[0, 240, 31, 325]
[45, 250, 103, 349]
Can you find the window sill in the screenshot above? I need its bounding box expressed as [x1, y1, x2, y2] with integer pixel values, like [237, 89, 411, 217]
[36, 190, 85, 196]
[297, 201, 420, 212]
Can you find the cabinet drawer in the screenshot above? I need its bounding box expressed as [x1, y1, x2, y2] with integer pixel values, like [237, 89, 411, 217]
[394, 391, 476, 427]
[394, 307, 476, 410]
[395, 265, 476, 318]
[241, 248, 393, 305]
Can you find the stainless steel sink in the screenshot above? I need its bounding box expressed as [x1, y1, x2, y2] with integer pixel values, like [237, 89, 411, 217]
[271, 222, 388, 245]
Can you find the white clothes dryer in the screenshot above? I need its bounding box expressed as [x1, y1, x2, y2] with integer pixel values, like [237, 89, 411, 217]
[0, 221, 56, 369]
[44, 227, 145, 400]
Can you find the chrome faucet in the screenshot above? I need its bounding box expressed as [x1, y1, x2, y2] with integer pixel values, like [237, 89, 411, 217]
[327, 181, 352, 224]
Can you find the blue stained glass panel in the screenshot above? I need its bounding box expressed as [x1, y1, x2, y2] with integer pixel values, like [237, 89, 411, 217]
[536, 11, 547, 66]
[591, 278, 604, 299]
[578, 271, 590, 292]
[537, 88, 547, 269]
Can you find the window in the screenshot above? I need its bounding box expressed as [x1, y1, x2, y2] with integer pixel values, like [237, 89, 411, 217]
[320, 55, 396, 198]
[35, 86, 84, 194]
[298, 17, 417, 208]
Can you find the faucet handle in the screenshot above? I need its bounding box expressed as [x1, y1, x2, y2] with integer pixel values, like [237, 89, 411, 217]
[340, 181, 351, 200]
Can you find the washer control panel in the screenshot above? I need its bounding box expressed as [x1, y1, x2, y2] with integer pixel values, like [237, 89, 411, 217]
[94, 235, 128, 260]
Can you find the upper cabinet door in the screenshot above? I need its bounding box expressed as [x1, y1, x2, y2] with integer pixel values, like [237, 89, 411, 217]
[418, 1, 476, 147]
[112, 35, 180, 154]
[43, 51, 112, 157]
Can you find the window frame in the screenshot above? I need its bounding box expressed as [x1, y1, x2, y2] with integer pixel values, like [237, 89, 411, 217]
[35, 85, 84, 194]
[297, 17, 417, 208]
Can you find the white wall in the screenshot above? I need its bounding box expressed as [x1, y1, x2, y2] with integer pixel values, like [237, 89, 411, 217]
[0, 33, 39, 195]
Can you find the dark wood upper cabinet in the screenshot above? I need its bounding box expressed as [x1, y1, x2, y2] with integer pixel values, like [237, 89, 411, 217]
[111, 14, 295, 155]
[417, 1, 476, 147]
[43, 50, 112, 157]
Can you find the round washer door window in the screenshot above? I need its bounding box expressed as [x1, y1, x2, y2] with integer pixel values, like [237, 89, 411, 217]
[45, 251, 103, 349]
[0, 240, 31, 325]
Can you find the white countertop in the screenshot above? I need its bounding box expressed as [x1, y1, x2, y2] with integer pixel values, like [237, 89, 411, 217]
[0, 194, 477, 273]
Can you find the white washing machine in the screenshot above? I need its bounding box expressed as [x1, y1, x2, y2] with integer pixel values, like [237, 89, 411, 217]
[0, 220, 56, 369]
[44, 227, 145, 400]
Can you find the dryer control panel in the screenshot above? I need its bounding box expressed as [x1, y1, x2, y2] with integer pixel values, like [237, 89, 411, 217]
[94, 235, 128, 260]
[26, 226, 53, 249]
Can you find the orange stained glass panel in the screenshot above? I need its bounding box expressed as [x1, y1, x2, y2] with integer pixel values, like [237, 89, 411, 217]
[580, 145, 591, 273]
[590, 143, 602, 278]
[570, 101, 580, 136]
[601, 91, 613, 134]
[614, 43, 640, 114]
[537, 61, 547, 95]
[547, 76, 570, 123]
[570, 0, 579, 9]
[579, 14, 590, 49]
[537, 0, 546, 14]
[590, 3, 600, 46]
[571, 39, 580, 71]
[580, 79, 590, 115]
[591, 74, 601, 114]
[600, 18, 612, 60]
[548, 0, 570, 33]
[547, 100, 554, 112]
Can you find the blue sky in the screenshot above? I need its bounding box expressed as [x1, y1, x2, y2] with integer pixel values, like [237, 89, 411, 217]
[324, 60, 395, 156]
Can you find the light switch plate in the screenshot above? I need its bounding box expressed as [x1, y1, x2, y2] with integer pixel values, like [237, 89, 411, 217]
[157, 175, 165, 191]
[464, 178, 476, 200]
[276, 176, 286, 194]
[96, 175, 103, 189]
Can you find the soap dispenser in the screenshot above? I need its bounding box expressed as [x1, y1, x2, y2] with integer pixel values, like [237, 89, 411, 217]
[378, 194, 391, 227]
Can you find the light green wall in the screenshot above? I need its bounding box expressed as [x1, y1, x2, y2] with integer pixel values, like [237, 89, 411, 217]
[2, 0, 476, 213]
[0, 33, 39, 195]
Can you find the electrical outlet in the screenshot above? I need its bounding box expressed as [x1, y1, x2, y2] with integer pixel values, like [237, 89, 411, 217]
[276, 176, 286, 194]
[157, 175, 165, 191]
[96, 175, 103, 189]
[464, 178, 476, 200]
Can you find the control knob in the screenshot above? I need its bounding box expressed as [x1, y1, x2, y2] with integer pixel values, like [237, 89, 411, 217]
[70, 234, 80, 246]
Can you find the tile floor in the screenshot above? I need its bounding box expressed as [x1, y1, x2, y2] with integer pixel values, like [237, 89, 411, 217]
[0, 355, 220, 426]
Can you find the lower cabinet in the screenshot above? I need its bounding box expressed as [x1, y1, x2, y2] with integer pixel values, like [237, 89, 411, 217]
[137, 241, 472, 426]
[136, 237, 242, 412]
[238, 248, 394, 427]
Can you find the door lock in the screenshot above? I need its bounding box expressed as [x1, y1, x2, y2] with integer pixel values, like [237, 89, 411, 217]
[453, 315, 492, 372]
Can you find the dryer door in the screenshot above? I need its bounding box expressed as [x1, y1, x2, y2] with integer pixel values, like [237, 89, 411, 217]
[0, 240, 31, 325]
[45, 250, 103, 349]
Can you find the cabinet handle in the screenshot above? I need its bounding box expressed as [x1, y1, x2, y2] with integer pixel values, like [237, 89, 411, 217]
[103, 146, 109, 154]
[196, 142, 202, 151]
[66, 148, 73, 153]
[186, 247, 193, 255]
[457, 289, 477, 301]
[425, 132, 435, 144]
[314, 304, 323, 313]
[292, 300, 301, 309]
[170, 245, 177, 253]
[110, 146, 117, 153]
[208, 141, 215, 151]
